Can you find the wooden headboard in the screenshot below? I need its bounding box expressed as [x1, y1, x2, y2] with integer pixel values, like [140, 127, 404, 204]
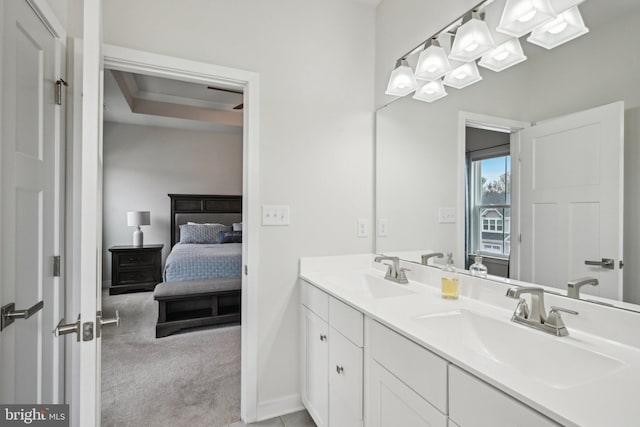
[169, 194, 242, 247]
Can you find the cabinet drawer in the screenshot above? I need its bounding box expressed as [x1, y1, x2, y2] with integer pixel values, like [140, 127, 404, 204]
[115, 269, 157, 285]
[329, 326, 363, 426]
[449, 366, 559, 427]
[117, 252, 156, 267]
[329, 297, 363, 347]
[370, 320, 448, 413]
[302, 281, 329, 322]
[368, 360, 447, 427]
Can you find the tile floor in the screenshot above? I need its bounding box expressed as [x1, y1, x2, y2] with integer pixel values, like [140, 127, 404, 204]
[228, 410, 316, 427]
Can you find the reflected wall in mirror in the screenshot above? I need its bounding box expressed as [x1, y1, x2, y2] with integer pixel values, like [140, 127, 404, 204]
[375, 0, 640, 308]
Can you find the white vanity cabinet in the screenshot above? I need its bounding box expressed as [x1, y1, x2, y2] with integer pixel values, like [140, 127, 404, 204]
[301, 281, 364, 427]
[367, 320, 448, 427]
[448, 366, 560, 427]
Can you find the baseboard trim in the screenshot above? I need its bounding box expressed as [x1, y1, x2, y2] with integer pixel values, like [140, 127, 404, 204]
[102, 280, 111, 289]
[256, 393, 303, 422]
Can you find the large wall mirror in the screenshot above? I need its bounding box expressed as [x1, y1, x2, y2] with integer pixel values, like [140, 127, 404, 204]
[375, 0, 640, 310]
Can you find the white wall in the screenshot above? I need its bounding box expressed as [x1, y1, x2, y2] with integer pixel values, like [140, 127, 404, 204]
[375, 7, 640, 302]
[65, 0, 376, 415]
[101, 122, 243, 283]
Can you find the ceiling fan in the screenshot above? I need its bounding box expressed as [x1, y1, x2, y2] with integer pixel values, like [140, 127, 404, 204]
[207, 86, 244, 111]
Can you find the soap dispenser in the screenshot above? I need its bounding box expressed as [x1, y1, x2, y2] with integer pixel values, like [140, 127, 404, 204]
[469, 255, 488, 278]
[441, 252, 459, 300]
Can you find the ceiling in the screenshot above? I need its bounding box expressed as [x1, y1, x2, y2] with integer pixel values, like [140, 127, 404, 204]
[103, 70, 243, 133]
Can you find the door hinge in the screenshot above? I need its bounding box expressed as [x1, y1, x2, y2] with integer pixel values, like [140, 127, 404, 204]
[518, 234, 522, 243]
[53, 255, 61, 277]
[55, 78, 68, 106]
[244, 265, 248, 276]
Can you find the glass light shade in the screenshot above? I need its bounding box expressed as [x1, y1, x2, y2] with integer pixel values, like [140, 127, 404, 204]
[443, 62, 483, 89]
[478, 38, 527, 72]
[385, 61, 418, 97]
[449, 18, 496, 63]
[413, 80, 448, 103]
[527, 6, 588, 49]
[415, 45, 451, 81]
[496, 0, 556, 38]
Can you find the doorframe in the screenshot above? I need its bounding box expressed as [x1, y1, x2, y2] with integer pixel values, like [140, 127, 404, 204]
[457, 111, 529, 277]
[100, 44, 261, 422]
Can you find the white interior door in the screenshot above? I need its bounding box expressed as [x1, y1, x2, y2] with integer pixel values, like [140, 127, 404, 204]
[519, 102, 624, 300]
[0, 0, 64, 404]
[68, 0, 104, 425]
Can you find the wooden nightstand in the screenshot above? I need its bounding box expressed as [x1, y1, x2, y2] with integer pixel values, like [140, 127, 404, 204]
[108, 244, 164, 295]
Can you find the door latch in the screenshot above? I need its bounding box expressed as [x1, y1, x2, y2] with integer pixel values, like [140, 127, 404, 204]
[96, 310, 120, 338]
[1, 301, 44, 331]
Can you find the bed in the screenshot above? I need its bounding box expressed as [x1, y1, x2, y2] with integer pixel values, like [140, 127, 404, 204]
[154, 194, 243, 338]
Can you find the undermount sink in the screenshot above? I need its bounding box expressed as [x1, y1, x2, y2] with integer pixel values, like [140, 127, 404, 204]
[414, 309, 624, 389]
[319, 270, 416, 299]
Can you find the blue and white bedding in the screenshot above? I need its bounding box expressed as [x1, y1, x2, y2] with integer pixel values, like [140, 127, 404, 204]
[163, 242, 242, 282]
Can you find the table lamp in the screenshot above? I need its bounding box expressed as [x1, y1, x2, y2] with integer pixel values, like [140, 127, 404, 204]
[127, 211, 150, 247]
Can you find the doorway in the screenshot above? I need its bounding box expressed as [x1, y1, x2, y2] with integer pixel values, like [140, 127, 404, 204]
[99, 67, 244, 425]
[67, 43, 261, 424]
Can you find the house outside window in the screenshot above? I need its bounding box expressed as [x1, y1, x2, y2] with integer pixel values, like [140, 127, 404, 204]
[469, 155, 511, 257]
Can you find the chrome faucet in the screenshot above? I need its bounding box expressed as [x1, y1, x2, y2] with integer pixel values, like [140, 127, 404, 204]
[506, 287, 578, 337]
[374, 256, 409, 284]
[421, 252, 444, 266]
[567, 277, 599, 299]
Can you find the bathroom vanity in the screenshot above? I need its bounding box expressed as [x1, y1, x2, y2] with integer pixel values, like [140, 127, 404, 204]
[299, 254, 640, 427]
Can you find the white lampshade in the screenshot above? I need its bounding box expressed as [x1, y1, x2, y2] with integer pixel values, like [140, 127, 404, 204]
[443, 62, 483, 89]
[415, 44, 451, 81]
[127, 211, 150, 227]
[527, 6, 588, 49]
[413, 80, 448, 103]
[496, 0, 556, 38]
[479, 38, 528, 72]
[449, 18, 495, 63]
[385, 60, 418, 97]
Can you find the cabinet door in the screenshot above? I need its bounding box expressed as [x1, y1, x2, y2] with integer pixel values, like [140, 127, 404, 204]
[449, 366, 560, 427]
[301, 307, 329, 427]
[368, 360, 447, 427]
[329, 328, 363, 427]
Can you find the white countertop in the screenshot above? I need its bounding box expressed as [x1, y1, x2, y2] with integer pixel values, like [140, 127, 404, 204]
[299, 254, 640, 427]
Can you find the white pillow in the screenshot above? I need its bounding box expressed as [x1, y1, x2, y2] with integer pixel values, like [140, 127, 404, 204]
[232, 222, 243, 231]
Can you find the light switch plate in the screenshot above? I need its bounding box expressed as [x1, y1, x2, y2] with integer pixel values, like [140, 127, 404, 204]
[378, 218, 388, 237]
[438, 207, 456, 224]
[357, 218, 369, 237]
[262, 205, 290, 226]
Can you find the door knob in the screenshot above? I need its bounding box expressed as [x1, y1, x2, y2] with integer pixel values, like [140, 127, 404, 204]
[584, 258, 614, 270]
[96, 310, 120, 338]
[53, 315, 81, 341]
[1, 301, 44, 331]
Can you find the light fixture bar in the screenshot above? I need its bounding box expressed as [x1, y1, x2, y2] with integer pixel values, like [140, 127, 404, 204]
[394, 0, 491, 64]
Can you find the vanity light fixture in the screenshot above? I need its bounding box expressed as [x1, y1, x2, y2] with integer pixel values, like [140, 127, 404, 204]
[496, 0, 556, 38]
[385, 59, 418, 97]
[413, 80, 448, 103]
[415, 39, 451, 81]
[478, 38, 527, 72]
[443, 61, 483, 89]
[527, 6, 588, 49]
[448, 13, 496, 62]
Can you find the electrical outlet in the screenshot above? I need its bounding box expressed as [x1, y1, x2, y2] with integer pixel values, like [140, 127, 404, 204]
[378, 218, 388, 237]
[357, 218, 369, 238]
[262, 205, 290, 226]
[438, 207, 456, 224]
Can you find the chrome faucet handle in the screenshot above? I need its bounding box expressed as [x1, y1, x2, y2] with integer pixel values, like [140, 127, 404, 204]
[396, 267, 410, 284]
[546, 306, 579, 337]
[505, 287, 547, 323]
[513, 298, 530, 320]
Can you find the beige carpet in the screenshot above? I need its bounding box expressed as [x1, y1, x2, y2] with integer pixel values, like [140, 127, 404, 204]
[101, 290, 241, 427]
